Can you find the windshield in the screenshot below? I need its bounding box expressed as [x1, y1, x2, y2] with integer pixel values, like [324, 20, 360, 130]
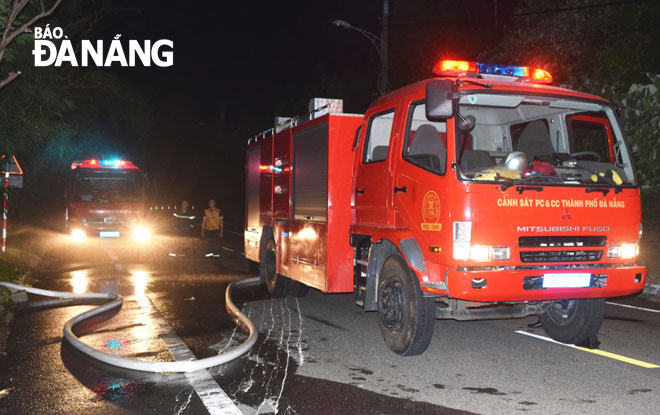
[72, 171, 145, 203]
[455, 94, 635, 187]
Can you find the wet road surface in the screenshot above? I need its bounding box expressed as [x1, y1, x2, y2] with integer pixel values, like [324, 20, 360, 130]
[0, 228, 659, 414]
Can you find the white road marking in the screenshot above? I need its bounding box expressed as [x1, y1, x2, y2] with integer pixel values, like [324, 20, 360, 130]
[106, 248, 241, 414]
[606, 301, 660, 314]
[144, 293, 242, 414]
[515, 330, 660, 368]
[516, 330, 567, 346]
[221, 247, 235, 253]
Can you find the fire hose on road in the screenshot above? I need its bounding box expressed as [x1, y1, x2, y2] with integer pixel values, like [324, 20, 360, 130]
[0, 277, 259, 373]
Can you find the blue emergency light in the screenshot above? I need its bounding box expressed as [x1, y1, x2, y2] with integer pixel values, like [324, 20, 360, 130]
[433, 60, 552, 84]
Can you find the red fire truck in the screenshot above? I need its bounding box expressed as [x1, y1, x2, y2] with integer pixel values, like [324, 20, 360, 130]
[245, 60, 646, 356]
[65, 159, 150, 242]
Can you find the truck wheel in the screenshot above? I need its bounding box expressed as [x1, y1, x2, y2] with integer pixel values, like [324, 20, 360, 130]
[377, 255, 435, 356]
[539, 298, 605, 344]
[262, 239, 288, 297]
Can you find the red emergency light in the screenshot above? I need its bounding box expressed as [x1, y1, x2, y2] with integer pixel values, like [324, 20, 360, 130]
[433, 60, 553, 84]
[527, 67, 553, 84]
[433, 60, 479, 76]
[71, 159, 138, 170]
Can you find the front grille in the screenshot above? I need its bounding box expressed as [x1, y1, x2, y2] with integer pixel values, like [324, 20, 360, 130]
[520, 250, 603, 263]
[519, 236, 606, 248]
[85, 218, 128, 225]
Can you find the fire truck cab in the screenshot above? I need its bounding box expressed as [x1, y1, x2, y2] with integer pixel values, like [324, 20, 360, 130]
[66, 159, 150, 242]
[245, 61, 646, 356]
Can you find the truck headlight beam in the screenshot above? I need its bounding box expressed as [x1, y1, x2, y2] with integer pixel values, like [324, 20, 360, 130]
[71, 229, 86, 242]
[132, 226, 151, 243]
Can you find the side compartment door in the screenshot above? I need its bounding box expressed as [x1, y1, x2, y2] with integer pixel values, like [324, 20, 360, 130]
[244, 144, 262, 262]
[273, 129, 292, 220]
[353, 107, 398, 226]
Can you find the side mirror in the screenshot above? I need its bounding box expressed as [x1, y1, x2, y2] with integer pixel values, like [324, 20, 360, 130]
[426, 79, 456, 120]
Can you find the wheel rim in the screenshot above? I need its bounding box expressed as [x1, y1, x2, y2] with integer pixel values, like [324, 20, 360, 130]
[545, 300, 577, 326]
[379, 279, 406, 334]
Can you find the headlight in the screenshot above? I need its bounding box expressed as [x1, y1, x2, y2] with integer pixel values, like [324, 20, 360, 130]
[470, 245, 490, 261]
[607, 243, 638, 259]
[71, 229, 86, 242]
[453, 221, 472, 242]
[621, 243, 638, 259]
[607, 245, 621, 258]
[453, 221, 472, 260]
[491, 246, 511, 260]
[453, 242, 470, 260]
[452, 222, 510, 262]
[132, 226, 151, 243]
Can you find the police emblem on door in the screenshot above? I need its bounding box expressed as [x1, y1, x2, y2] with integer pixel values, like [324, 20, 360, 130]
[421, 191, 442, 231]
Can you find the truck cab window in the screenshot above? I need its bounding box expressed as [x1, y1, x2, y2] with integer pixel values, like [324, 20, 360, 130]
[455, 96, 634, 186]
[363, 109, 395, 163]
[511, 120, 551, 155]
[403, 102, 447, 175]
[568, 118, 610, 162]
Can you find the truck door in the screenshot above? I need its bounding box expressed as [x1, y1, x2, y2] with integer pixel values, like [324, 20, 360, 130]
[354, 107, 398, 226]
[393, 100, 452, 252]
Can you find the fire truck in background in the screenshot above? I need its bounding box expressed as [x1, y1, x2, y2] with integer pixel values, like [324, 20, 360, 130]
[65, 159, 150, 242]
[245, 60, 647, 356]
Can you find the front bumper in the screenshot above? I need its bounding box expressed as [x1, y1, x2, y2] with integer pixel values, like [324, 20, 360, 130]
[444, 265, 646, 301]
[80, 224, 130, 238]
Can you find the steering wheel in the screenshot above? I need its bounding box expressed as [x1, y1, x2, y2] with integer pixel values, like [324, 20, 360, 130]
[570, 151, 601, 162]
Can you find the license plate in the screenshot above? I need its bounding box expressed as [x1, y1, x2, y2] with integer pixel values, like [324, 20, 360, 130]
[99, 231, 120, 238]
[542, 273, 591, 288]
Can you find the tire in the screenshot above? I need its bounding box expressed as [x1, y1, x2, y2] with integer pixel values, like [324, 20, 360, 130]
[539, 298, 605, 344]
[287, 279, 310, 297]
[377, 255, 435, 356]
[261, 239, 288, 297]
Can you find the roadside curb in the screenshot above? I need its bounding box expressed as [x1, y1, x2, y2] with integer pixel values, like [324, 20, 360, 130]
[643, 284, 660, 298]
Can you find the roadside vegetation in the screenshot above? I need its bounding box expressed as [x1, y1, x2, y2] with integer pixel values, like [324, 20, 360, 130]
[0, 262, 17, 306]
[478, 0, 660, 219]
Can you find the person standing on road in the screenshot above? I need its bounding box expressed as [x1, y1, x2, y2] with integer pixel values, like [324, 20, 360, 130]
[171, 200, 196, 257]
[201, 199, 223, 257]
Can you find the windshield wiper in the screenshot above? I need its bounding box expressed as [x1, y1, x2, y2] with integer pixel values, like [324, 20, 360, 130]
[585, 187, 610, 196]
[501, 176, 545, 193]
[576, 163, 623, 194]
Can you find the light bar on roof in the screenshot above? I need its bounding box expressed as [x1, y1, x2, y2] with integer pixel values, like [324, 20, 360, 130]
[433, 60, 553, 84]
[71, 159, 138, 170]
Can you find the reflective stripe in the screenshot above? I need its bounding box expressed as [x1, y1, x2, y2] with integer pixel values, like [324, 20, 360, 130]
[173, 213, 196, 220]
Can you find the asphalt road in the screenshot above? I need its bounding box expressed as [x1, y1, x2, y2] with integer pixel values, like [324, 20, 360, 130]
[0, 229, 658, 414]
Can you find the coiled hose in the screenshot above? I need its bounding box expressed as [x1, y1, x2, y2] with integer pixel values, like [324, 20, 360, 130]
[0, 277, 260, 373]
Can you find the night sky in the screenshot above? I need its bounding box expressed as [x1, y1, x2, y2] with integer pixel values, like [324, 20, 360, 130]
[19, 0, 520, 224]
[72, 0, 512, 223]
[9, 0, 659, 225]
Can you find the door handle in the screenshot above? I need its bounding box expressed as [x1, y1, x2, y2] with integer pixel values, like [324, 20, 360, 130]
[355, 188, 365, 195]
[394, 186, 407, 194]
